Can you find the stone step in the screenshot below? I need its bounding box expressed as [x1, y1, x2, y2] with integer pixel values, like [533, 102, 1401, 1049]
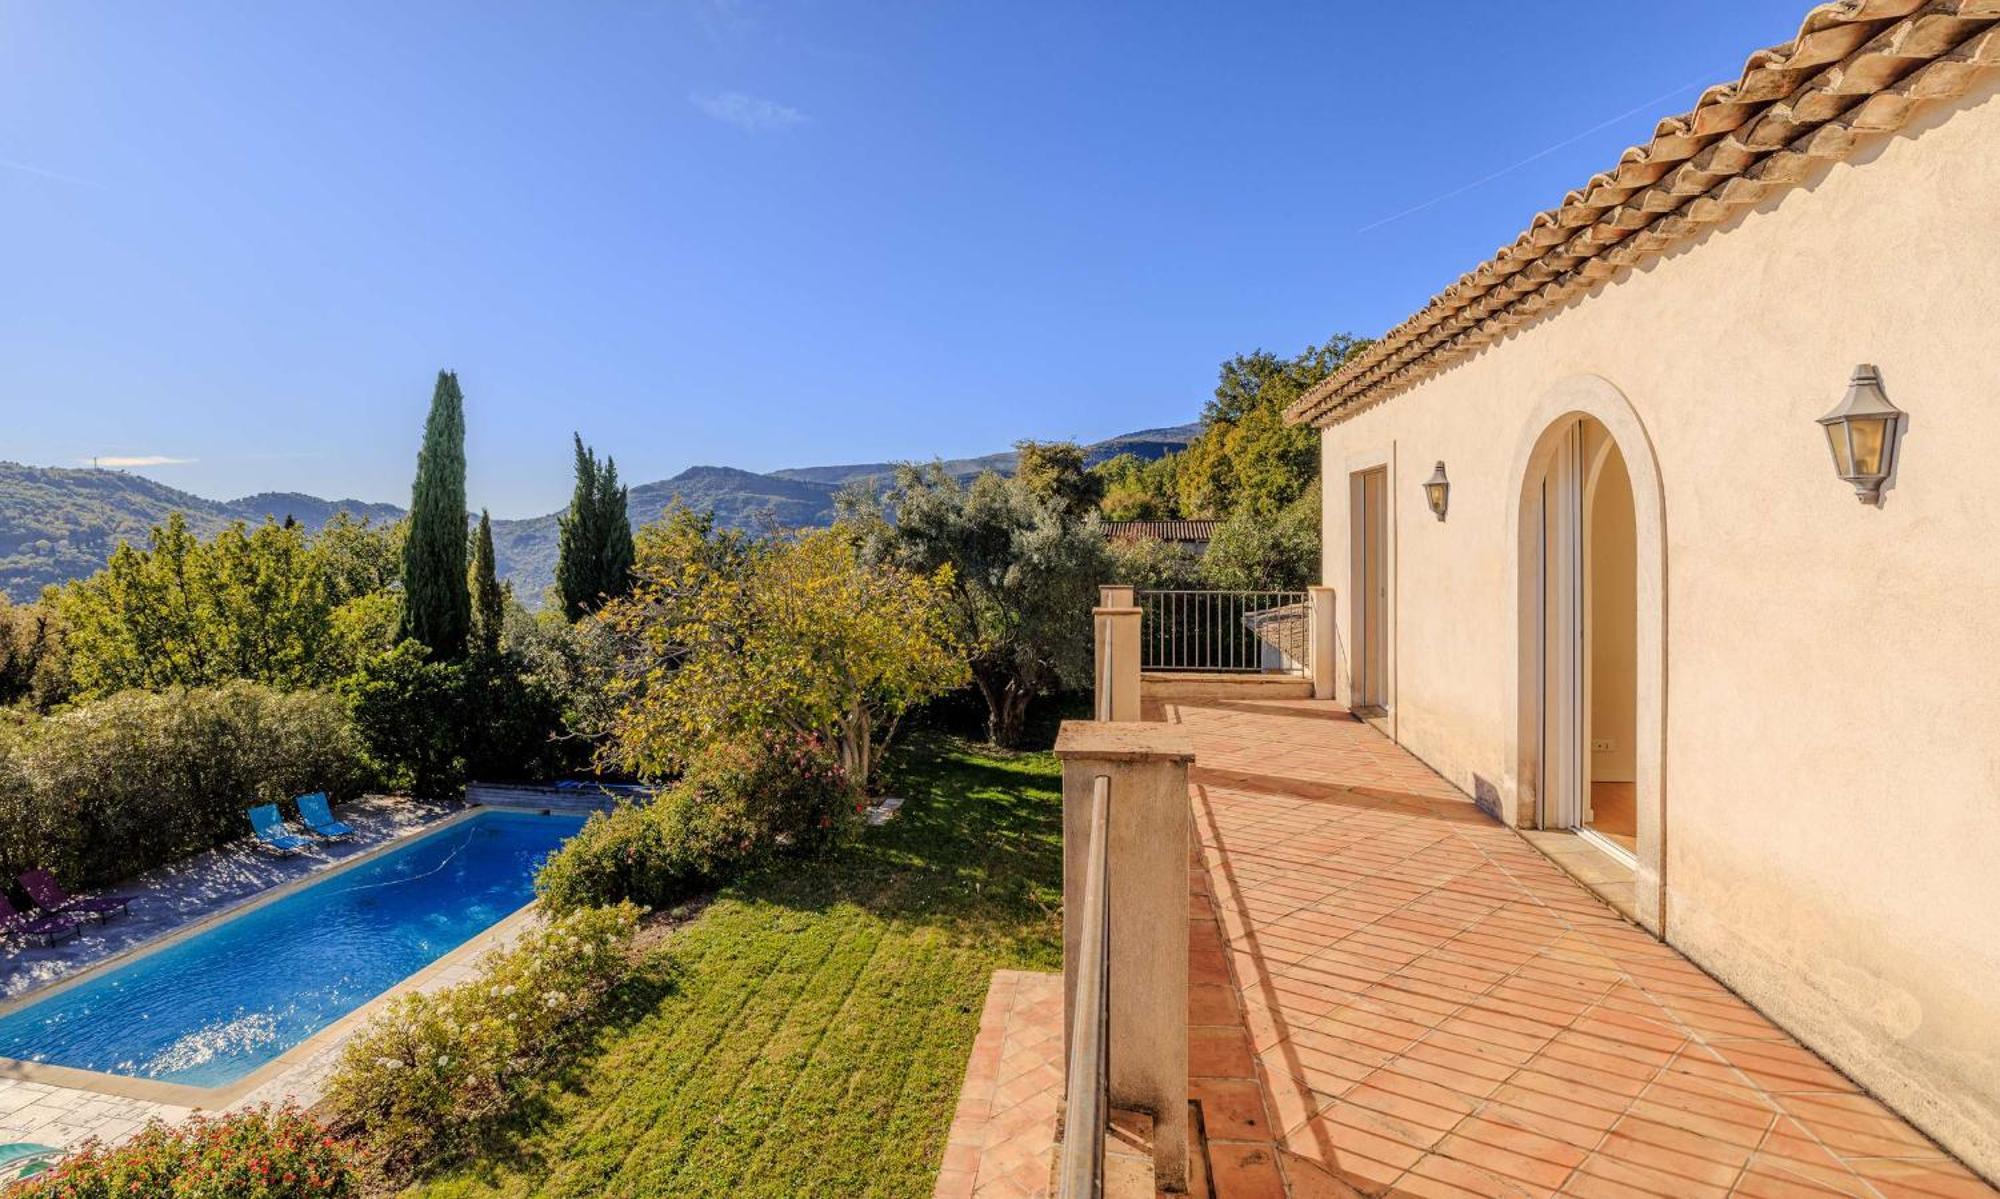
[1104, 1109, 1157, 1199]
[1141, 672, 1314, 702]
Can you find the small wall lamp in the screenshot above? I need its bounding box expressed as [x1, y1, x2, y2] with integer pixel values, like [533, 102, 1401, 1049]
[1423, 461, 1450, 521]
[1817, 364, 1903, 504]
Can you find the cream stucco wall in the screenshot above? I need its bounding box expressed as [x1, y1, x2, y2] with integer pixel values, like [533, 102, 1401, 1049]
[1314, 76, 2000, 1180]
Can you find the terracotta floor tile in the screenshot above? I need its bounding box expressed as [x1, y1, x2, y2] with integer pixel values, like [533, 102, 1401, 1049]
[1846, 1154, 1998, 1198]
[1774, 1090, 1947, 1159]
[1208, 1140, 1291, 1199]
[1144, 699, 1994, 1199]
[1196, 1076, 1276, 1141]
[1193, 1023, 1258, 1078]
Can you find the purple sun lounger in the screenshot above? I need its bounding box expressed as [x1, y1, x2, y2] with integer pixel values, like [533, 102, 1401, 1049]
[18, 869, 130, 923]
[0, 895, 79, 947]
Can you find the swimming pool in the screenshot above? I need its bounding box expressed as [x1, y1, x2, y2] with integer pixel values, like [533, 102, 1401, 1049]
[0, 809, 583, 1089]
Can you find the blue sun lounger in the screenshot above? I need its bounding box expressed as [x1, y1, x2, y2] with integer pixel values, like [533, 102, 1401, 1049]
[248, 803, 311, 856]
[0, 1142, 62, 1183]
[296, 792, 355, 840]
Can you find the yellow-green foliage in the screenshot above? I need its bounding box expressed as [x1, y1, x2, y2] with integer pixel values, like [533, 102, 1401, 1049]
[55, 513, 342, 699]
[323, 902, 642, 1180]
[603, 517, 965, 786]
[1089, 333, 1369, 525]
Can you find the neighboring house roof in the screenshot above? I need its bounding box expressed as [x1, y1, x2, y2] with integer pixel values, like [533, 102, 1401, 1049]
[1103, 519, 1218, 544]
[1287, 0, 2000, 429]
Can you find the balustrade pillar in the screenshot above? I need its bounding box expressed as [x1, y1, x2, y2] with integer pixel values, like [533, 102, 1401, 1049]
[1093, 601, 1141, 722]
[1308, 585, 1338, 700]
[1056, 720, 1193, 1191]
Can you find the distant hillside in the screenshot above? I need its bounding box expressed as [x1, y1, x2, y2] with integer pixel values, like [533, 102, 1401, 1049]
[0, 462, 401, 600]
[769, 423, 1199, 489]
[1, 421, 1198, 603]
[488, 466, 841, 604]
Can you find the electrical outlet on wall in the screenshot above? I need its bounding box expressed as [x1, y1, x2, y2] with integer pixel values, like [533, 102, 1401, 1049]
[1592, 738, 1615, 752]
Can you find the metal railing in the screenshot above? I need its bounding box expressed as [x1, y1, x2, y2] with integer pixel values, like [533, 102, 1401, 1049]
[1137, 589, 1310, 674]
[1057, 774, 1111, 1199]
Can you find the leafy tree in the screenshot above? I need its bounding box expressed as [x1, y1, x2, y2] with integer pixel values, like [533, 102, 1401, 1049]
[340, 638, 565, 799]
[502, 600, 618, 768]
[1105, 534, 1201, 591]
[1199, 486, 1321, 590]
[1013, 440, 1103, 523]
[329, 591, 401, 679]
[841, 465, 1108, 748]
[601, 521, 964, 786]
[340, 641, 467, 800]
[1092, 452, 1180, 522]
[0, 594, 68, 711]
[313, 512, 403, 605]
[470, 510, 505, 656]
[55, 514, 337, 697]
[396, 371, 471, 659]
[1174, 334, 1364, 520]
[555, 435, 634, 620]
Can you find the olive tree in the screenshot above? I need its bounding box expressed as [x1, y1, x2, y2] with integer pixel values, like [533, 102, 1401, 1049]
[840, 465, 1109, 748]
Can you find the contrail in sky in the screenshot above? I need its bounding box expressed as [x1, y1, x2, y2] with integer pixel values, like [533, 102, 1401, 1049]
[1355, 79, 1707, 234]
[1, 157, 101, 187]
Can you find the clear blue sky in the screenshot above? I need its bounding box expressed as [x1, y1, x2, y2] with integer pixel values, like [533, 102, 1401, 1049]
[2, 1, 1809, 518]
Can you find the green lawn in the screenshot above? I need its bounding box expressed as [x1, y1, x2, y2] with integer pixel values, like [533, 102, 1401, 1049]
[412, 733, 1064, 1199]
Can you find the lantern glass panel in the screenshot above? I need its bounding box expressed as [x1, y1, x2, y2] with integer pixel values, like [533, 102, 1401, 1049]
[1823, 422, 1852, 476]
[1848, 415, 1890, 477]
[1424, 482, 1445, 514]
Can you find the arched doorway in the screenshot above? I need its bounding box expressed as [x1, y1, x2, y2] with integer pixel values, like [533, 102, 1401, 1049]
[1505, 377, 1668, 934]
[1538, 418, 1638, 858]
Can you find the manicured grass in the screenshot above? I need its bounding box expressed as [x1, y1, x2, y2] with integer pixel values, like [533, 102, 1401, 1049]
[412, 732, 1063, 1199]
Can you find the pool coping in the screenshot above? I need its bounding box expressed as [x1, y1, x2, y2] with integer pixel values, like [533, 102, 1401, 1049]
[0, 804, 566, 1109]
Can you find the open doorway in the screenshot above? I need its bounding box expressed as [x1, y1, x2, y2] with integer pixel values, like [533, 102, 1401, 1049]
[1537, 418, 1637, 864]
[1351, 466, 1389, 713]
[1586, 432, 1638, 855]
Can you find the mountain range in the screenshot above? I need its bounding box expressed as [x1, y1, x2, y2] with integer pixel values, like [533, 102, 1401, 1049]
[1, 422, 1196, 603]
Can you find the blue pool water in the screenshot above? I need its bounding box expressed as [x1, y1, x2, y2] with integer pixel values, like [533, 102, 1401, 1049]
[0, 809, 583, 1088]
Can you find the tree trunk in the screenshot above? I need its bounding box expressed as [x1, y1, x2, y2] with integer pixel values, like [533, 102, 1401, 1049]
[988, 680, 1034, 748]
[840, 699, 872, 790]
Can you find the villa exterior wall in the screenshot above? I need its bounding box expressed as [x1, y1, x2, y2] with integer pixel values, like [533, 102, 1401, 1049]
[1313, 76, 2000, 1179]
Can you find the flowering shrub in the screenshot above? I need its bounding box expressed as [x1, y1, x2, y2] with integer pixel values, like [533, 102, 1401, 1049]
[321, 901, 642, 1178]
[534, 736, 855, 915]
[11, 1104, 356, 1198]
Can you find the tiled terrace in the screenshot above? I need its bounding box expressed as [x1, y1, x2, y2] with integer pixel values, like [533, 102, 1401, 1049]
[937, 970, 1065, 1198]
[1165, 695, 1994, 1199]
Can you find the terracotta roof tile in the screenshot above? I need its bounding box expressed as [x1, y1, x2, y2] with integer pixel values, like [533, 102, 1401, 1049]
[1287, 0, 2000, 428]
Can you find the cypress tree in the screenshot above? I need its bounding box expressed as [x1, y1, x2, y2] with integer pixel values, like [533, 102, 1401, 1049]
[470, 509, 504, 655]
[596, 454, 634, 607]
[555, 434, 602, 620]
[556, 434, 635, 619]
[396, 370, 471, 658]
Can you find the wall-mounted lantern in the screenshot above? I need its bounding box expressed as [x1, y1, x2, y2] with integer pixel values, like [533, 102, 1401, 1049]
[1817, 364, 1903, 504]
[1423, 461, 1450, 521]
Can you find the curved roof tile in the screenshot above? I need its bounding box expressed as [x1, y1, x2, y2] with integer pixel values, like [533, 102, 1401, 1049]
[1287, 0, 2000, 428]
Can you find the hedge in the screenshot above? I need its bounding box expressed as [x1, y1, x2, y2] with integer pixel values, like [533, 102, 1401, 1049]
[0, 682, 375, 889]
